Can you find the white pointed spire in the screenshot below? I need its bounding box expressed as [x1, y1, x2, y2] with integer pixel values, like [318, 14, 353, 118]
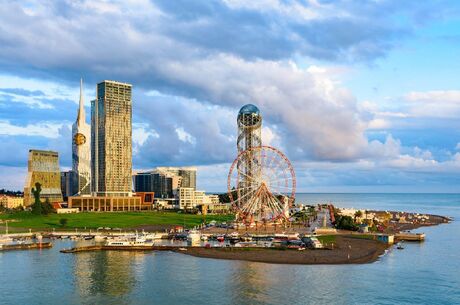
[77, 78, 85, 125]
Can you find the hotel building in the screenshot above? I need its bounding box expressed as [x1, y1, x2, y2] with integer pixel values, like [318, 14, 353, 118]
[91, 80, 133, 197]
[70, 80, 146, 212]
[24, 149, 63, 206]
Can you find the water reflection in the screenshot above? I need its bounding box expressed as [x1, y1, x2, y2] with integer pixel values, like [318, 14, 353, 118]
[0, 194, 458, 305]
[73, 248, 145, 298]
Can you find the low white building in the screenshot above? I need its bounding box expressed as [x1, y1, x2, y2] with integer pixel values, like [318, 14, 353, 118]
[178, 188, 222, 210]
[56, 208, 79, 214]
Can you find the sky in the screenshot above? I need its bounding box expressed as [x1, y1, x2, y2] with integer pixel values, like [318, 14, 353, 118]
[0, 0, 460, 193]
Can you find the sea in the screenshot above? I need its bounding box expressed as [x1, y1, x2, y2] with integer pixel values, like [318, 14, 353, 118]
[0, 193, 459, 305]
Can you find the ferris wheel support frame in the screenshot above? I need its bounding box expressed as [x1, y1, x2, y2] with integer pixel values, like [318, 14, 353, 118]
[227, 145, 296, 225]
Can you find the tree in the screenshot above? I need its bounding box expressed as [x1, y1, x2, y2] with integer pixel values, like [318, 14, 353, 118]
[354, 210, 363, 222]
[334, 214, 359, 231]
[59, 218, 68, 227]
[30, 183, 56, 215]
[31, 182, 43, 215]
[42, 198, 55, 215]
[218, 188, 237, 204]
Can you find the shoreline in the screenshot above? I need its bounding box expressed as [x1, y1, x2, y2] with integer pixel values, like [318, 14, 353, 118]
[174, 235, 389, 265]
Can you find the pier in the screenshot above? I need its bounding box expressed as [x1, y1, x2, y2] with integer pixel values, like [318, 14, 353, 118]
[395, 232, 425, 241]
[0, 242, 52, 251]
[60, 245, 180, 253]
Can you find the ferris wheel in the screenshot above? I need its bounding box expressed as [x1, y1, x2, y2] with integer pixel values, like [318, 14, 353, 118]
[227, 145, 296, 224]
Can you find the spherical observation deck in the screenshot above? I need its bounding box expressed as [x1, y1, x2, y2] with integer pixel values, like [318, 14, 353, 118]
[237, 104, 262, 129]
[238, 104, 260, 116]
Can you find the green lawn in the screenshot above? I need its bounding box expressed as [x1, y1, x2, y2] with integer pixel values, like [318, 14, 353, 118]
[0, 211, 234, 231]
[316, 235, 336, 244]
[347, 234, 374, 240]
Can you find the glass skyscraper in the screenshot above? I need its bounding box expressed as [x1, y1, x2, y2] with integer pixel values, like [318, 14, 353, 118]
[91, 80, 133, 197]
[133, 167, 196, 198]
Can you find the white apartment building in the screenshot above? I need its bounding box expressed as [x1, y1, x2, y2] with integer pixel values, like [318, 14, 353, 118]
[178, 188, 220, 210]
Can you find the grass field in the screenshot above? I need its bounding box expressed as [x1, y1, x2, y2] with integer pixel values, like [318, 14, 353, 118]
[316, 235, 336, 244]
[347, 234, 374, 240]
[0, 211, 234, 231]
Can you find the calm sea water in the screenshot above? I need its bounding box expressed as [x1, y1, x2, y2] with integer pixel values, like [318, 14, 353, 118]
[1, 193, 459, 305]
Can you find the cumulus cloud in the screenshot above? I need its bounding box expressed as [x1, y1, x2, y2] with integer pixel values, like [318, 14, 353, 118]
[133, 92, 236, 167]
[0, 120, 68, 138]
[0, 1, 459, 191]
[405, 90, 460, 118]
[0, 0, 452, 166]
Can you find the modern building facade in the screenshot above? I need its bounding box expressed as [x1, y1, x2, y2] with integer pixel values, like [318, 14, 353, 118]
[133, 167, 196, 199]
[156, 167, 197, 189]
[69, 194, 152, 212]
[61, 170, 77, 199]
[133, 172, 173, 198]
[24, 149, 63, 206]
[91, 80, 133, 197]
[72, 78, 91, 195]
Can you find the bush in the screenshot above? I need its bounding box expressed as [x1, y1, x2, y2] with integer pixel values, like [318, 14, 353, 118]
[42, 198, 55, 215]
[59, 218, 68, 227]
[334, 214, 359, 231]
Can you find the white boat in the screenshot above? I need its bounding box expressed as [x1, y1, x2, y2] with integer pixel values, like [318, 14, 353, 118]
[229, 232, 239, 239]
[142, 232, 166, 240]
[200, 235, 208, 241]
[187, 230, 201, 246]
[94, 235, 107, 242]
[234, 241, 257, 247]
[105, 235, 154, 247]
[0, 237, 13, 245]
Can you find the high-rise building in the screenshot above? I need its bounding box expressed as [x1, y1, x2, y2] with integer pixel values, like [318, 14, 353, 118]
[91, 80, 133, 197]
[133, 172, 152, 193]
[152, 173, 173, 198]
[72, 78, 91, 195]
[24, 149, 63, 206]
[61, 170, 77, 199]
[178, 168, 196, 189]
[133, 172, 173, 198]
[133, 167, 196, 199]
[156, 167, 197, 189]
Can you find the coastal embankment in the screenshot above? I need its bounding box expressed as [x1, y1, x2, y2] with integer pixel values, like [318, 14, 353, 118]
[178, 236, 388, 265]
[60, 235, 388, 265]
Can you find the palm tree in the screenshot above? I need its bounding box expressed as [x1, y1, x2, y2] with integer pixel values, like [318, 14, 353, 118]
[354, 210, 363, 223]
